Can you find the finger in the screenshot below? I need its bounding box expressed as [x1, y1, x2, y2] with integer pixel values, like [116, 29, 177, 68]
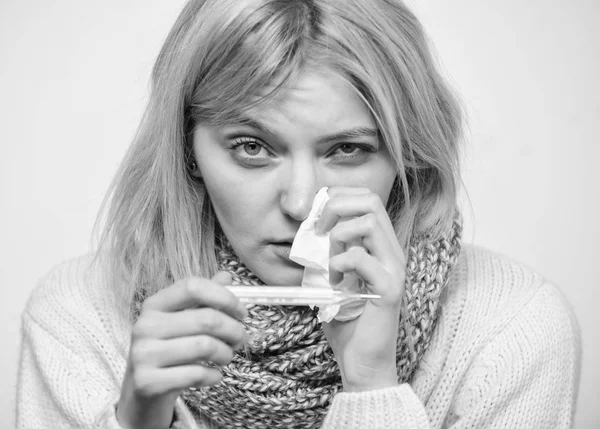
[329, 235, 345, 285]
[317, 193, 395, 238]
[136, 307, 247, 346]
[329, 214, 403, 267]
[139, 335, 236, 368]
[316, 187, 370, 235]
[142, 276, 246, 320]
[328, 217, 364, 286]
[132, 365, 222, 397]
[211, 271, 248, 319]
[212, 271, 233, 285]
[329, 247, 404, 305]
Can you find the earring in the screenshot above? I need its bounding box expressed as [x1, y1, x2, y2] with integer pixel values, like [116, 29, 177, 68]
[187, 161, 198, 173]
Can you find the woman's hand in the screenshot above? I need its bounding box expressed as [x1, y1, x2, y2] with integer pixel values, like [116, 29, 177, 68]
[317, 187, 406, 393]
[116, 272, 247, 429]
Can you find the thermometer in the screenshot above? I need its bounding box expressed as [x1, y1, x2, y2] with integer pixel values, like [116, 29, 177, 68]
[226, 286, 380, 306]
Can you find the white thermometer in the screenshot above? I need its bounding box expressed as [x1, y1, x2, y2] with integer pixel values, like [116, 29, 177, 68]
[226, 286, 380, 306]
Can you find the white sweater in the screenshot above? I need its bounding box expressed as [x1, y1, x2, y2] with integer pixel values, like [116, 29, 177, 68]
[16, 244, 581, 428]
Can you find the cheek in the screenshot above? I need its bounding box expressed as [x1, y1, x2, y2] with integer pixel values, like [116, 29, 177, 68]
[370, 155, 398, 205]
[328, 162, 397, 204]
[378, 169, 398, 206]
[202, 174, 256, 235]
[192, 130, 258, 237]
[199, 165, 277, 248]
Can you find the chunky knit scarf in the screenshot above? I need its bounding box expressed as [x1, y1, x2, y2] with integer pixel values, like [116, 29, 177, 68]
[137, 216, 462, 429]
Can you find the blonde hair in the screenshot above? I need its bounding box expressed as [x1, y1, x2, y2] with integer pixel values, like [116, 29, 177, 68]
[94, 0, 465, 321]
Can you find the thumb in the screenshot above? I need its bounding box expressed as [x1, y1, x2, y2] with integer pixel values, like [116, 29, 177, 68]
[211, 271, 233, 285]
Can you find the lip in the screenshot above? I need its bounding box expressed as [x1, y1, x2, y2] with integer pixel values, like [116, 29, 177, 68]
[271, 238, 295, 243]
[269, 242, 302, 267]
[270, 242, 292, 255]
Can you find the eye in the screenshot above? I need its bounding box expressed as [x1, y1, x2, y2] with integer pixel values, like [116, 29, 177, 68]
[337, 144, 359, 154]
[227, 136, 273, 167]
[231, 137, 270, 157]
[241, 141, 262, 156]
[328, 143, 376, 161]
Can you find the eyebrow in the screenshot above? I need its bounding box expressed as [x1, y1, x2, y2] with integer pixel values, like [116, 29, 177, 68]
[230, 117, 378, 144]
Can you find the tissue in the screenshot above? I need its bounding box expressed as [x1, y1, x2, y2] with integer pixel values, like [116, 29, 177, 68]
[289, 187, 366, 323]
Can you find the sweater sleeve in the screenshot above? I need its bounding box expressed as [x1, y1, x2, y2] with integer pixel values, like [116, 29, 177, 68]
[322, 384, 429, 428]
[446, 283, 581, 428]
[15, 259, 202, 429]
[320, 283, 581, 429]
[16, 310, 127, 429]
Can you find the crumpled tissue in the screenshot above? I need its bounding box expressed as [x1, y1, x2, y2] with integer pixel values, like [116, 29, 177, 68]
[289, 187, 366, 323]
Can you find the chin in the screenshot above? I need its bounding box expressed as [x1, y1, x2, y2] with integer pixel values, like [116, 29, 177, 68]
[237, 246, 304, 286]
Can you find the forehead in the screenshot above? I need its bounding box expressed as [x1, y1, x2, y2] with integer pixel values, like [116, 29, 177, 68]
[240, 68, 375, 132]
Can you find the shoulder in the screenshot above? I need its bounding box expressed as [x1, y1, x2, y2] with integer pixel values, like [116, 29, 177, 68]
[412, 244, 581, 423]
[22, 254, 129, 353]
[450, 246, 581, 423]
[18, 256, 131, 423]
[449, 244, 558, 318]
[415, 244, 582, 427]
[458, 243, 545, 297]
[444, 243, 580, 355]
[24, 255, 96, 322]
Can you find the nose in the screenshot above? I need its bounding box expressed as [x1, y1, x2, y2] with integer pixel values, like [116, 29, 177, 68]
[279, 159, 319, 222]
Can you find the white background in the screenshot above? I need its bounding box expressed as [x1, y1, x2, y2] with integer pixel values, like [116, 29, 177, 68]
[1, 0, 598, 427]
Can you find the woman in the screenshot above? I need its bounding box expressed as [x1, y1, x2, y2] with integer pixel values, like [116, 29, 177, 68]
[16, 0, 580, 428]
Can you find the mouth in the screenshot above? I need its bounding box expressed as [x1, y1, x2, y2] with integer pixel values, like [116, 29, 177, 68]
[269, 237, 295, 246]
[269, 241, 302, 267]
[270, 241, 293, 253]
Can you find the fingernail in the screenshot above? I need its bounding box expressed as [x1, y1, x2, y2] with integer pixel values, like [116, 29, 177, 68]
[237, 302, 249, 319]
[314, 219, 324, 236]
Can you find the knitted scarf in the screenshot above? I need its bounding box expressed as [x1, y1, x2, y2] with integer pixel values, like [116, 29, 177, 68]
[137, 216, 462, 429]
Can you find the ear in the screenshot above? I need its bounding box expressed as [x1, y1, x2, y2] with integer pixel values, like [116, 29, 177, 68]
[190, 163, 201, 176]
[187, 159, 203, 181]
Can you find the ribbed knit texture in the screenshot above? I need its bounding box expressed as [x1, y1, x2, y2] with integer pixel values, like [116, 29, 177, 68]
[16, 245, 581, 428]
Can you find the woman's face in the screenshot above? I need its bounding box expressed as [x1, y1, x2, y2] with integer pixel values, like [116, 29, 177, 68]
[192, 69, 397, 285]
